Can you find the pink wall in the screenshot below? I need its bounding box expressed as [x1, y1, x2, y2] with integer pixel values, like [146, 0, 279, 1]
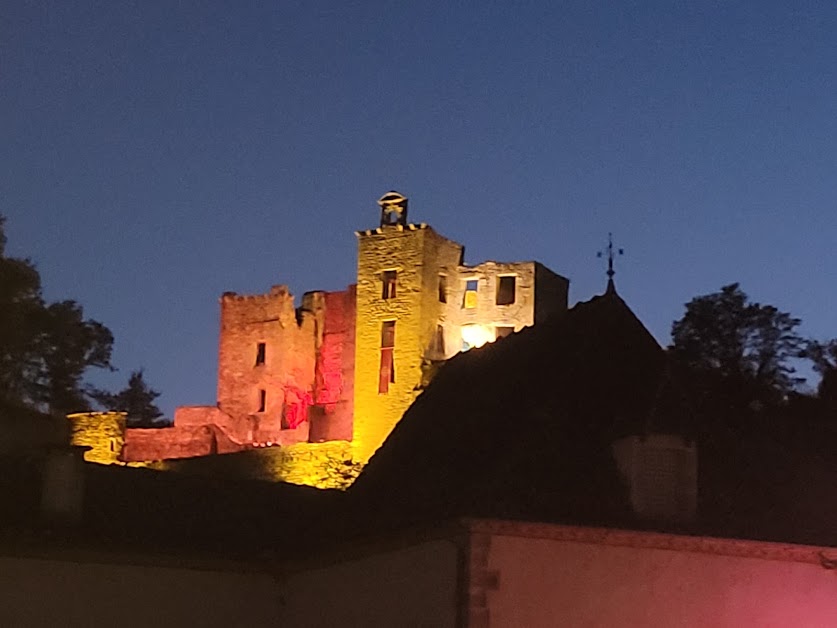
[123, 407, 245, 461]
[172, 404, 257, 445]
[310, 287, 355, 442]
[216, 287, 317, 433]
[479, 523, 837, 627]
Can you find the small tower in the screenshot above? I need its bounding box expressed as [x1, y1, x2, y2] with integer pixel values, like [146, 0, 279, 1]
[378, 191, 409, 227]
[354, 192, 463, 463]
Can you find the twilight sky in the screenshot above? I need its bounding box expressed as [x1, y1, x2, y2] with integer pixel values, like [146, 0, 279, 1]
[3, 1, 836, 417]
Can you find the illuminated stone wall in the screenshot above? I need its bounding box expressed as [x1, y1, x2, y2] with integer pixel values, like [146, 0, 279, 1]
[352, 224, 464, 464]
[68, 412, 127, 465]
[421, 227, 467, 360]
[445, 261, 537, 351]
[260, 440, 357, 489]
[114, 287, 357, 482]
[159, 440, 357, 489]
[120, 407, 244, 462]
[438, 261, 568, 353]
[217, 286, 318, 445]
[311, 287, 356, 442]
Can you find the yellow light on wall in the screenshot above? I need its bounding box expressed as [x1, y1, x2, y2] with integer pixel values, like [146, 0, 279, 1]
[460, 324, 494, 350]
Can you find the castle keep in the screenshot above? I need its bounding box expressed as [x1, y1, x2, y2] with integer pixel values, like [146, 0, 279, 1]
[72, 192, 569, 487]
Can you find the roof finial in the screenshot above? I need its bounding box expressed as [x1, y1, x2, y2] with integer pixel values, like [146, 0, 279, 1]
[597, 232, 624, 294]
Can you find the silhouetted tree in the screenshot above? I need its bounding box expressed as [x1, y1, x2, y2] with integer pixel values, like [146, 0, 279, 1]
[670, 283, 804, 412]
[95, 370, 163, 427]
[36, 300, 114, 415]
[0, 216, 114, 415]
[802, 339, 837, 412]
[0, 219, 44, 404]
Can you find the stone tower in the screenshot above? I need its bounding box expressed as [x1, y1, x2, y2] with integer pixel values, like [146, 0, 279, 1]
[352, 192, 464, 463]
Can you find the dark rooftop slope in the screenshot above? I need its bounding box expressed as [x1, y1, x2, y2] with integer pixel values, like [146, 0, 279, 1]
[1, 457, 347, 561]
[351, 289, 666, 527]
[349, 288, 837, 548]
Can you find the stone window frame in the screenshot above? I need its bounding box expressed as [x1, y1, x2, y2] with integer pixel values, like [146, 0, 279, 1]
[463, 278, 479, 309]
[381, 269, 398, 300]
[257, 389, 266, 413]
[379, 320, 396, 394]
[255, 342, 266, 366]
[496, 274, 517, 306]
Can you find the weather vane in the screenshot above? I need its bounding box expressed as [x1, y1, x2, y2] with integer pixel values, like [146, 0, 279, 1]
[597, 232, 624, 292]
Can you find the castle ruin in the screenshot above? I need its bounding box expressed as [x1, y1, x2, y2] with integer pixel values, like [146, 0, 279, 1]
[72, 192, 569, 487]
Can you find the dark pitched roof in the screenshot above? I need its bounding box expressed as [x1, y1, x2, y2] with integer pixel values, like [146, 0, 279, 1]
[351, 289, 667, 526]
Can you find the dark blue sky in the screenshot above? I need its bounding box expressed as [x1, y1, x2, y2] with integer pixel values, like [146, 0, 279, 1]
[3, 1, 835, 416]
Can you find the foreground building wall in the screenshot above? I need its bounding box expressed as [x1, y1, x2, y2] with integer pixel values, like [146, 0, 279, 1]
[473, 521, 837, 627]
[6, 520, 836, 627]
[0, 554, 282, 628]
[277, 520, 837, 628]
[279, 538, 459, 628]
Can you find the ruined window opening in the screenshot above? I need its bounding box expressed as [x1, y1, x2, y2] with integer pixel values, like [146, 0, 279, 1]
[435, 324, 445, 355]
[381, 320, 396, 348]
[463, 279, 478, 309]
[381, 270, 397, 299]
[438, 275, 447, 303]
[255, 342, 266, 366]
[109, 438, 117, 453]
[257, 389, 266, 413]
[496, 325, 514, 339]
[496, 276, 516, 305]
[379, 321, 395, 393]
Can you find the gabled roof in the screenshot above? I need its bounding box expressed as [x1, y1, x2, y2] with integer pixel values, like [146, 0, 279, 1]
[352, 289, 668, 526]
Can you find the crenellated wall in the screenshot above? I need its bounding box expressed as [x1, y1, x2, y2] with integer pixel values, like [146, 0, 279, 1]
[217, 285, 317, 442]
